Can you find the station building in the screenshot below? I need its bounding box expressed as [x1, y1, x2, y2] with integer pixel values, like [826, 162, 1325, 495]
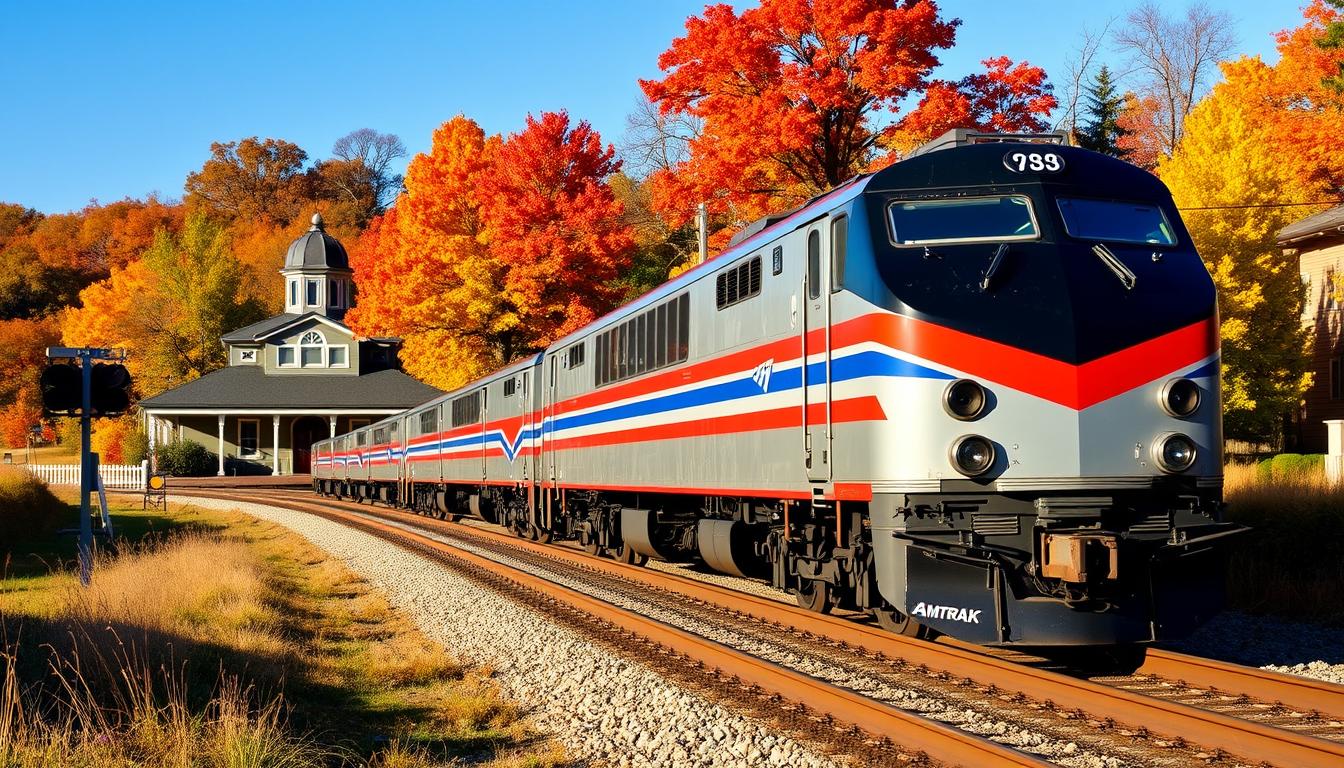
[1281, 203, 1344, 452]
[139, 214, 441, 475]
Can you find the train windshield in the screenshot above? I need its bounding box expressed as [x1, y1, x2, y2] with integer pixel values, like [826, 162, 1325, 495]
[887, 196, 1038, 246]
[1056, 197, 1176, 245]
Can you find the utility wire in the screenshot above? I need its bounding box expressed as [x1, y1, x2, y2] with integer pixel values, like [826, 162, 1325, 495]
[1179, 200, 1344, 211]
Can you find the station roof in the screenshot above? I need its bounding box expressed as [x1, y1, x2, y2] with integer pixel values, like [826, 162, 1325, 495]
[1278, 203, 1344, 246]
[138, 366, 441, 411]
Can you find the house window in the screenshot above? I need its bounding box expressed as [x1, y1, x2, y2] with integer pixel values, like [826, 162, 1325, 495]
[328, 346, 347, 367]
[238, 419, 260, 458]
[349, 418, 371, 431]
[330, 279, 344, 308]
[307, 279, 320, 306]
[278, 346, 296, 367]
[289, 280, 298, 308]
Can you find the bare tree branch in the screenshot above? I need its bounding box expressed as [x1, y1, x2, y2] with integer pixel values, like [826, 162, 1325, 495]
[1114, 2, 1236, 157]
[1055, 19, 1115, 134]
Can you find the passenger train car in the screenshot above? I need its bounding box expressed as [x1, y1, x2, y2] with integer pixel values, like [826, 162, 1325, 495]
[313, 130, 1243, 664]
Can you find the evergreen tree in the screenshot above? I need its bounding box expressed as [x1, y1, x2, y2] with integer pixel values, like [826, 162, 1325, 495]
[1077, 65, 1128, 157]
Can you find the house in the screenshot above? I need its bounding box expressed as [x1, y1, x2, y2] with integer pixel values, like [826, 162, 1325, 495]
[1279, 203, 1344, 452]
[139, 213, 442, 475]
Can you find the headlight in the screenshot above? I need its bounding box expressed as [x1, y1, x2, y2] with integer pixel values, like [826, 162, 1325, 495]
[1160, 378, 1201, 418]
[1152, 433, 1197, 473]
[950, 435, 996, 477]
[944, 379, 987, 420]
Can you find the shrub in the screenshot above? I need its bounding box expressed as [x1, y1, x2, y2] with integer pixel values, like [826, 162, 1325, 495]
[121, 427, 149, 466]
[156, 439, 216, 476]
[1254, 453, 1324, 482]
[0, 471, 67, 543]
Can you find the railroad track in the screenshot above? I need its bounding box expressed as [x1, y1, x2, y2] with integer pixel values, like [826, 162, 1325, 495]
[176, 488, 1344, 768]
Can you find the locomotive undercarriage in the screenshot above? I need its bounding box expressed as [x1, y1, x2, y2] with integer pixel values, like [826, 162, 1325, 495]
[316, 476, 1241, 667]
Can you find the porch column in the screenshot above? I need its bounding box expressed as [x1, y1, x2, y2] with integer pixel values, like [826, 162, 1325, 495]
[329, 415, 337, 437]
[272, 415, 281, 475]
[216, 415, 226, 476]
[146, 413, 156, 471]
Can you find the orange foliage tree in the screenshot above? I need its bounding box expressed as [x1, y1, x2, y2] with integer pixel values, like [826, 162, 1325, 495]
[639, 0, 957, 236]
[347, 117, 504, 389]
[347, 113, 634, 388]
[478, 111, 634, 353]
[885, 56, 1057, 155]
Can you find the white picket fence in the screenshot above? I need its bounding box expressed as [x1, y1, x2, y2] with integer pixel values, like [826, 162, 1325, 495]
[26, 460, 148, 490]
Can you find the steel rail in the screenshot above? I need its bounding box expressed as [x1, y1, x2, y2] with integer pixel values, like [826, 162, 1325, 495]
[185, 489, 1344, 768]
[1139, 649, 1344, 722]
[211, 491, 1050, 768]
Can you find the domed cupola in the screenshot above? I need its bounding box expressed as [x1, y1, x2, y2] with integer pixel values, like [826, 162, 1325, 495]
[281, 213, 354, 321]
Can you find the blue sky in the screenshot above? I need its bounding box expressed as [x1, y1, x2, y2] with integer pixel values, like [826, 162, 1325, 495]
[0, 1, 1305, 214]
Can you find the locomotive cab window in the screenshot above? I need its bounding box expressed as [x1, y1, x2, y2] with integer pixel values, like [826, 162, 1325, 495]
[1056, 197, 1176, 246]
[887, 195, 1038, 246]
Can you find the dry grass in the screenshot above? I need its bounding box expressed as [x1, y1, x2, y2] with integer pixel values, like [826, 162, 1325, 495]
[0, 501, 567, 767]
[1223, 462, 1344, 623]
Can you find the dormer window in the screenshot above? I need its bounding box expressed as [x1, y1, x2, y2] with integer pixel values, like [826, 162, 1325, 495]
[278, 329, 348, 369]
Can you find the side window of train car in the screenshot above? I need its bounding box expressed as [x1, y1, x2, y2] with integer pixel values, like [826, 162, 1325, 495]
[807, 230, 821, 299]
[504, 377, 517, 397]
[566, 341, 585, 369]
[373, 426, 388, 445]
[831, 216, 847, 292]
[593, 292, 689, 387]
[357, 431, 368, 448]
[451, 391, 482, 427]
[419, 408, 437, 435]
[715, 255, 762, 310]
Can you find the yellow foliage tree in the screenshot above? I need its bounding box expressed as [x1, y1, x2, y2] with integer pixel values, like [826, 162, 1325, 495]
[1159, 59, 1320, 440]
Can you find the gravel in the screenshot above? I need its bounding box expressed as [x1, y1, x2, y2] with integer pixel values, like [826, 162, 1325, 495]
[1166, 611, 1344, 685]
[177, 495, 843, 768]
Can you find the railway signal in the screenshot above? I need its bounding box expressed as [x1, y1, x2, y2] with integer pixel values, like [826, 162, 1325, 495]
[43, 347, 131, 586]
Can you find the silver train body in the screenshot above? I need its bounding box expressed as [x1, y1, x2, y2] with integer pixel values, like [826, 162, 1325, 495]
[313, 133, 1243, 655]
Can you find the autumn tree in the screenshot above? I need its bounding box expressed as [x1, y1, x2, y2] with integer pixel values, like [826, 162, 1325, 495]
[1114, 2, 1236, 159]
[1317, 0, 1344, 90]
[639, 0, 959, 237]
[1076, 65, 1128, 157]
[314, 128, 408, 226]
[888, 56, 1056, 154]
[184, 137, 312, 226]
[478, 111, 634, 352]
[347, 116, 505, 389]
[62, 213, 265, 396]
[1157, 0, 1344, 441]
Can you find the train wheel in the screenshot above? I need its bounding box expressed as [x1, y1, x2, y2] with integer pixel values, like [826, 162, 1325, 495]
[534, 526, 554, 544]
[872, 602, 933, 639]
[578, 525, 602, 556]
[618, 543, 648, 567]
[795, 579, 832, 614]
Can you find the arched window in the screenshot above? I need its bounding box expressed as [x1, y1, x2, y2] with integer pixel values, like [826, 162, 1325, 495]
[278, 329, 347, 369]
[299, 331, 325, 367]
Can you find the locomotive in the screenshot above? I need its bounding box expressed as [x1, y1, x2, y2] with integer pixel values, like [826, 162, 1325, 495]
[312, 130, 1243, 662]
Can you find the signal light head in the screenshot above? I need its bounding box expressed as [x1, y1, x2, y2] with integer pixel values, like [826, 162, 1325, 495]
[91, 363, 132, 416]
[39, 363, 82, 415]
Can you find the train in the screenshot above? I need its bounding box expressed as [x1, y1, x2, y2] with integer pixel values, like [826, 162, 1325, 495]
[312, 129, 1245, 668]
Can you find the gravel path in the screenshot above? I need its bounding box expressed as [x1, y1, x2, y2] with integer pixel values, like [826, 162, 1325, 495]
[180, 496, 843, 768]
[1166, 611, 1344, 685]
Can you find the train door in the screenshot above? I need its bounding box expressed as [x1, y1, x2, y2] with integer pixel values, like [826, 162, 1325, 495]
[802, 220, 832, 481]
[544, 356, 558, 485]
[520, 371, 530, 483]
